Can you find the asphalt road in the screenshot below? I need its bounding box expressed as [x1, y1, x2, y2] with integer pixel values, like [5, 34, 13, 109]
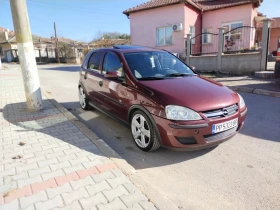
[37, 64, 280, 210]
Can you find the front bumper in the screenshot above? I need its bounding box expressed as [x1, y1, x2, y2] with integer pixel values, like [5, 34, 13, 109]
[152, 107, 247, 150]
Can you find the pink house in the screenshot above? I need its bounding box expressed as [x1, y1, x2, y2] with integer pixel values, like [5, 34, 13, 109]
[123, 0, 262, 57]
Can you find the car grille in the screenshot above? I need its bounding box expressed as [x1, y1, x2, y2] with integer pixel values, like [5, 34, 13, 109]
[203, 104, 238, 119]
[204, 126, 237, 142]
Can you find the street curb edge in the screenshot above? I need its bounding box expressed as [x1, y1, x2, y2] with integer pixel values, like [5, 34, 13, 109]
[227, 86, 280, 97]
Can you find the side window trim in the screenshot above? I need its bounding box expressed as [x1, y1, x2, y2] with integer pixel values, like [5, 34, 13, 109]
[101, 52, 109, 74]
[82, 51, 92, 69]
[87, 51, 102, 73]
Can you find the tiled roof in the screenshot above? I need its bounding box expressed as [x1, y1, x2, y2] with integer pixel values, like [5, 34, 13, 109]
[256, 17, 280, 28]
[0, 32, 52, 44]
[196, 0, 261, 11]
[123, 0, 199, 15]
[123, 0, 262, 15]
[0, 27, 7, 32]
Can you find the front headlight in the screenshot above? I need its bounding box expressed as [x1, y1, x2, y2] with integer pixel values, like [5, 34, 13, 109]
[238, 93, 245, 109]
[165, 105, 202, 121]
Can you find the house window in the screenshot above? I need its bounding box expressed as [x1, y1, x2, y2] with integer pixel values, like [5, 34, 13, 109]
[202, 28, 212, 44]
[156, 26, 172, 46]
[189, 26, 195, 44]
[222, 22, 243, 41]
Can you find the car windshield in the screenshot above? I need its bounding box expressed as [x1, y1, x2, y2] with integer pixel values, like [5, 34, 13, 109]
[123, 51, 195, 80]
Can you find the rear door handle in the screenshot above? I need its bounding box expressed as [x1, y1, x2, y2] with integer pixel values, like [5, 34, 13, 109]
[84, 72, 88, 79]
[99, 81, 103, 87]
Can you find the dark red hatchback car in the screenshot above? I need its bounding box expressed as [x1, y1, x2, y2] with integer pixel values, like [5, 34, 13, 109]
[79, 45, 247, 151]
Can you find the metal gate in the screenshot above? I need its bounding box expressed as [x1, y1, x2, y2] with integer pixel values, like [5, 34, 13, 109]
[190, 32, 219, 56]
[222, 25, 260, 53]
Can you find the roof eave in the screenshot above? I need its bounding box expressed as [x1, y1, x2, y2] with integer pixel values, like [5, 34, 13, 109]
[0, 36, 16, 44]
[123, 1, 192, 16]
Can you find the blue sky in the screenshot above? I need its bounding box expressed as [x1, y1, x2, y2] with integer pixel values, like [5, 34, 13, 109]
[0, 0, 278, 43]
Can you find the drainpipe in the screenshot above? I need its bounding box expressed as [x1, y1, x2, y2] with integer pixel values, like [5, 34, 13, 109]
[192, 0, 203, 54]
[200, 9, 203, 53]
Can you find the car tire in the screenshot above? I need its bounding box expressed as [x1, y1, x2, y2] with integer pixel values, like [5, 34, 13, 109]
[130, 110, 161, 152]
[79, 86, 91, 110]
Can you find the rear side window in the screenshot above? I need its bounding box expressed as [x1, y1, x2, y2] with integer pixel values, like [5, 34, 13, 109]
[88, 52, 102, 70]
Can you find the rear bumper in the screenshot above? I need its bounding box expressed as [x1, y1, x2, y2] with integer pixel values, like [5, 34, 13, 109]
[152, 107, 247, 150]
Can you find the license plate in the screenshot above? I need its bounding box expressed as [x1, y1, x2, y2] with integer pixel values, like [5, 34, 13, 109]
[212, 118, 238, 134]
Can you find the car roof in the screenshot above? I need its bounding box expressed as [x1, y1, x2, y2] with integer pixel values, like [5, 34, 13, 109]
[92, 45, 164, 53]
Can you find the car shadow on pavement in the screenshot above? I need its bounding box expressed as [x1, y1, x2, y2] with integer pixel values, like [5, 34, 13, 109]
[39, 66, 80, 72]
[2, 100, 107, 161]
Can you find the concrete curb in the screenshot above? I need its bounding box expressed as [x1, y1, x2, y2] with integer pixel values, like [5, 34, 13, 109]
[42, 90, 180, 210]
[227, 86, 280, 98]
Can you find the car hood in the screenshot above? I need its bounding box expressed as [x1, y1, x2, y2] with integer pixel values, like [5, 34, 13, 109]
[138, 75, 239, 112]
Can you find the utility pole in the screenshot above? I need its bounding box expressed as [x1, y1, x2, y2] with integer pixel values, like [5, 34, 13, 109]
[10, 0, 43, 111]
[54, 22, 60, 63]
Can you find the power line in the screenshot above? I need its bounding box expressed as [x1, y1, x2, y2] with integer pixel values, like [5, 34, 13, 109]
[26, 0, 119, 16]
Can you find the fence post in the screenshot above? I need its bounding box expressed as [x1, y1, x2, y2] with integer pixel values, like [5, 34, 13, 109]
[217, 27, 224, 72]
[185, 34, 191, 65]
[260, 19, 271, 71]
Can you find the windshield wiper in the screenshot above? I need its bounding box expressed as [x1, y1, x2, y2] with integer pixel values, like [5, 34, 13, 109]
[164, 73, 196, 77]
[138, 76, 166, 80]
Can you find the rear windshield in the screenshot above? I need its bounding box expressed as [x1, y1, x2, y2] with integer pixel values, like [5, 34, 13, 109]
[123, 51, 194, 79]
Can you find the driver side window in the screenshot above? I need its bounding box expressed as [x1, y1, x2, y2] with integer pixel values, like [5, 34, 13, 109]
[103, 52, 124, 76]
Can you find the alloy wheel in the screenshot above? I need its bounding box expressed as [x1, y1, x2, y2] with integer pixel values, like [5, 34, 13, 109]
[131, 114, 151, 148]
[79, 87, 86, 109]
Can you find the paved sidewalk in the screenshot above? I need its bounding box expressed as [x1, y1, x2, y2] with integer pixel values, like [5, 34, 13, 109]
[0, 70, 157, 209]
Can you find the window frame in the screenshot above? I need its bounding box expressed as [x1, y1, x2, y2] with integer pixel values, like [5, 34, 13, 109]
[87, 51, 102, 72]
[222, 21, 243, 41]
[189, 26, 195, 44]
[156, 26, 173, 46]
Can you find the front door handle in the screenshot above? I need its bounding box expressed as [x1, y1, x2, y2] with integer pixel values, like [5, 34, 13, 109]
[84, 72, 88, 79]
[99, 81, 103, 87]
